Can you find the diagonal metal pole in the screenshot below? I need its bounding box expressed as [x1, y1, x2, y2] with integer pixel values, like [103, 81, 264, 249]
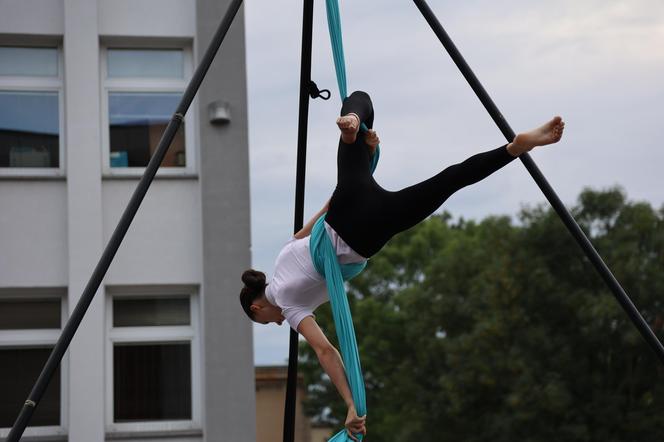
[412, 0, 664, 364]
[6, 1, 244, 440]
[284, 1, 315, 440]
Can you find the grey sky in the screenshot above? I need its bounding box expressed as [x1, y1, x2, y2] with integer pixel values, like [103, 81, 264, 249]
[243, 0, 664, 365]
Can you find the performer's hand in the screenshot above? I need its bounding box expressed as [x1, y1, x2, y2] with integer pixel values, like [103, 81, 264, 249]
[345, 405, 366, 441]
[365, 129, 379, 155]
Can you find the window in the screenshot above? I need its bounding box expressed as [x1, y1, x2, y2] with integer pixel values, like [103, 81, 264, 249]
[106, 289, 201, 434]
[0, 292, 66, 440]
[0, 46, 64, 176]
[101, 47, 195, 176]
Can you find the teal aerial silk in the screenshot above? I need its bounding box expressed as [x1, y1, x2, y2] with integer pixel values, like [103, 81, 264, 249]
[307, 2, 380, 440]
[309, 215, 367, 442]
[325, 0, 380, 171]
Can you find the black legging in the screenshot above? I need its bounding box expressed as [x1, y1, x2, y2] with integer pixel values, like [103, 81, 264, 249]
[325, 91, 516, 258]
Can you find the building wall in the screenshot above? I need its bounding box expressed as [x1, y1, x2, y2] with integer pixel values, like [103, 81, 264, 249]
[255, 366, 334, 442]
[0, 0, 253, 440]
[196, 0, 255, 441]
[0, 182, 68, 286]
[0, 0, 64, 36]
[102, 180, 203, 285]
[99, 0, 196, 37]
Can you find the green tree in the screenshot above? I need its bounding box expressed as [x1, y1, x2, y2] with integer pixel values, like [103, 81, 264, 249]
[299, 187, 664, 442]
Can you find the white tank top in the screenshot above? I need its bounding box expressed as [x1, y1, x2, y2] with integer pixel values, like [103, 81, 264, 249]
[264, 222, 366, 331]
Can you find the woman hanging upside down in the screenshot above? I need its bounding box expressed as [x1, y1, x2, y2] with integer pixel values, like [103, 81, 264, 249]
[240, 91, 564, 440]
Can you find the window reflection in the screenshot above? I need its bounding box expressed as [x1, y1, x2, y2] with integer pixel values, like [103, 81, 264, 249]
[109, 92, 185, 168]
[0, 91, 59, 168]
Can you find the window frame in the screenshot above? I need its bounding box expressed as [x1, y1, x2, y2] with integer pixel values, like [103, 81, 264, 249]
[105, 286, 202, 435]
[0, 288, 68, 440]
[100, 45, 197, 178]
[0, 45, 65, 178]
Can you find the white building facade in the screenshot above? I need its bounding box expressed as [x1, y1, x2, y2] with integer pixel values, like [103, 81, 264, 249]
[0, 1, 255, 441]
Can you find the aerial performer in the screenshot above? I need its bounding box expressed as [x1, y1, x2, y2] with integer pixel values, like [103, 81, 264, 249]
[240, 91, 565, 440]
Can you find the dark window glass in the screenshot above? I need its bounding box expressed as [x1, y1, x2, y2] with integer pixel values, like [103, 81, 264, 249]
[114, 343, 191, 422]
[0, 91, 59, 168]
[113, 297, 190, 327]
[0, 299, 60, 330]
[109, 92, 185, 168]
[0, 347, 60, 427]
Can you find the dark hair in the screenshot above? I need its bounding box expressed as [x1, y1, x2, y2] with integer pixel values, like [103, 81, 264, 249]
[239, 269, 267, 320]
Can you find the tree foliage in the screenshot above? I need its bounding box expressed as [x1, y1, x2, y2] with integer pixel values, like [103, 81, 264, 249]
[299, 187, 664, 442]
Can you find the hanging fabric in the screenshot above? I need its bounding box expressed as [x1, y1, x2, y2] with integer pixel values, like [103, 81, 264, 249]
[307, 2, 382, 440]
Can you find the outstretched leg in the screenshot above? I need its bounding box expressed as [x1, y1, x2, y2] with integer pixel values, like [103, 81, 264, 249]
[384, 145, 515, 235]
[382, 117, 566, 243]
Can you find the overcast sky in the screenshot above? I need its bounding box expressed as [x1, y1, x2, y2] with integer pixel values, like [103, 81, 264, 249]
[242, 0, 664, 366]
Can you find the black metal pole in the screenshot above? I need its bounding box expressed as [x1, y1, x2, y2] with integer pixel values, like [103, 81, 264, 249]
[283, 1, 315, 441]
[6, 1, 244, 440]
[412, 0, 664, 364]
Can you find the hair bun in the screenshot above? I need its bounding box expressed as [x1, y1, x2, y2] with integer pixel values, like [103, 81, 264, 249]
[242, 269, 266, 291]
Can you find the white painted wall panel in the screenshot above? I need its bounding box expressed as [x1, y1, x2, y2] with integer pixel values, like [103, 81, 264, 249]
[99, 0, 196, 38]
[102, 179, 203, 285]
[0, 0, 64, 35]
[63, 0, 105, 438]
[0, 181, 67, 286]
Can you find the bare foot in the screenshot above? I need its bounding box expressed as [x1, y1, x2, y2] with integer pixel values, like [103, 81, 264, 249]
[507, 116, 565, 157]
[336, 113, 361, 144]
